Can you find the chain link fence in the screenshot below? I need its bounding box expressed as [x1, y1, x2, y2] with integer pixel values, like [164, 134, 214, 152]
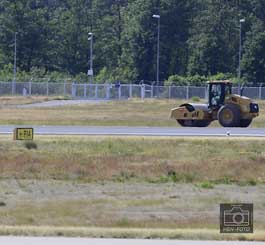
[1, 82, 265, 100]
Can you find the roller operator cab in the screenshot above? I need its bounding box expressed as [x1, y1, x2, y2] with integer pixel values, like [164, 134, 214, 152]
[170, 80, 259, 127]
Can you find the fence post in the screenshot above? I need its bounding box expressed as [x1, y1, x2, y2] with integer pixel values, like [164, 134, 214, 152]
[106, 84, 110, 100]
[259, 85, 262, 100]
[29, 81, 32, 96]
[118, 85, 121, 100]
[71, 83, 76, 97]
[186, 86, 189, 100]
[129, 84, 132, 98]
[46, 82, 49, 96]
[84, 83, 87, 97]
[141, 84, 145, 100]
[151, 85, 153, 98]
[63, 82, 66, 95]
[168, 86, 171, 100]
[205, 86, 207, 100]
[95, 84, 98, 99]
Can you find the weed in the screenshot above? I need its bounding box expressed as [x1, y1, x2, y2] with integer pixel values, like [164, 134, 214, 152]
[0, 201, 6, 207]
[217, 176, 233, 185]
[24, 141, 37, 150]
[196, 181, 214, 189]
[248, 179, 257, 186]
[183, 173, 196, 183]
[112, 172, 135, 183]
[115, 218, 131, 227]
[167, 170, 180, 182]
[238, 179, 257, 186]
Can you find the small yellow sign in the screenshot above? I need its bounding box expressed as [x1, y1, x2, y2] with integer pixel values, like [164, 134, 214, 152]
[14, 128, 34, 140]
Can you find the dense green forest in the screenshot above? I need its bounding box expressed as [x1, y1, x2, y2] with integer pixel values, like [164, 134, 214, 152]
[0, 0, 265, 85]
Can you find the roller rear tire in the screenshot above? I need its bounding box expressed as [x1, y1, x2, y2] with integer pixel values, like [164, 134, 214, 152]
[240, 119, 252, 128]
[218, 104, 240, 127]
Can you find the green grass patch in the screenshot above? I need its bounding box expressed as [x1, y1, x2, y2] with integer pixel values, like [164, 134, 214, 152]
[196, 181, 215, 189]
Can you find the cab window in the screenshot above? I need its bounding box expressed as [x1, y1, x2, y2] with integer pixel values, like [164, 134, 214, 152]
[209, 84, 225, 107]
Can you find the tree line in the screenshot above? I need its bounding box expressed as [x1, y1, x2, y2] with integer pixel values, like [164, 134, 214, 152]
[0, 0, 265, 85]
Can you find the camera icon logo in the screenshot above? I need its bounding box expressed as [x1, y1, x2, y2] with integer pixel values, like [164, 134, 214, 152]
[220, 203, 253, 233]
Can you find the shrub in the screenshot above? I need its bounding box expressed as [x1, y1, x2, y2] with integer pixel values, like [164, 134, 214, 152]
[165, 73, 237, 86]
[191, 96, 200, 102]
[165, 74, 207, 86]
[197, 181, 214, 189]
[24, 141, 38, 150]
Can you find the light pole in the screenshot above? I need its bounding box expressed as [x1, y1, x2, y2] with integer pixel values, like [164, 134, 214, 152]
[238, 18, 245, 95]
[12, 32, 17, 95]
[152, 14, 160, 95]
[88, 32, 93, 84]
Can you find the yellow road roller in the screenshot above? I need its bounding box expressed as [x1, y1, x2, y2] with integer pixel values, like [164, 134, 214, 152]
[170, 80, 259, 127]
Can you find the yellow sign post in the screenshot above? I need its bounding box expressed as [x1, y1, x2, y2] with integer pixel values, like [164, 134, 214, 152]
[14, 128, 34, 140]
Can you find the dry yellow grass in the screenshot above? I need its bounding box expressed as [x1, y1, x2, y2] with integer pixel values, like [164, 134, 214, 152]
[0, 98, 263, 127]
[0, 135, 264, 184]
[0, 136, 263, 239]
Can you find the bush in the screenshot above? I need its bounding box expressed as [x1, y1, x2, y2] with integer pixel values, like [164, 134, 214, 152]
[24, 141, 38, 150]
[209, 72, 234, 81]
[0, 201, 6, 206]
[191, 96, 200, 102]
[165, 73, 237, 86]
[165, 75, 189, 86]
[165, 74, 207, 86]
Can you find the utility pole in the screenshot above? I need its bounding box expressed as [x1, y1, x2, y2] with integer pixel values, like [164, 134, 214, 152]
[12, 32, 17, 95]
[152, 14, 160, 96]
[88, 32, 93, 84]
[238, 19, 245, 95]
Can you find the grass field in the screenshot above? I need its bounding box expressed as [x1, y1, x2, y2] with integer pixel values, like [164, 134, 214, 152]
[0, 97, 264, 240]
[0, 97, 264, 127]
[0, 136, 265, 184]
[0, 136, 264, 184]
[0, 136, 264, 237]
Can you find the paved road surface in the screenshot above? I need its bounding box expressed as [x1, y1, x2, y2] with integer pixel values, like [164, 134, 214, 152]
[18, 100, 107, 108]
[0, 237, 263, 245]
[0, 125, 265, 137]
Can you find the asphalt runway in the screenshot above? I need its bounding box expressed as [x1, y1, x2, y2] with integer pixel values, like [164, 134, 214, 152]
[0, 237, 263, 245]
[0, 125, 265, 137]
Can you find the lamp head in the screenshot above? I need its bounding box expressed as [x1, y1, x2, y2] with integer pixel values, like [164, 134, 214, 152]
[152, 14, 160, 19]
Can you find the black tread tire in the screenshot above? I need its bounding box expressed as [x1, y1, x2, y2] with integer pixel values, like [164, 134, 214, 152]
[177, 120, 194, 127]
[177, 119, 211, 127]
[240, 119, 252, 128]
[194, 120, 212, 127]
[218, 104, 241, 127]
